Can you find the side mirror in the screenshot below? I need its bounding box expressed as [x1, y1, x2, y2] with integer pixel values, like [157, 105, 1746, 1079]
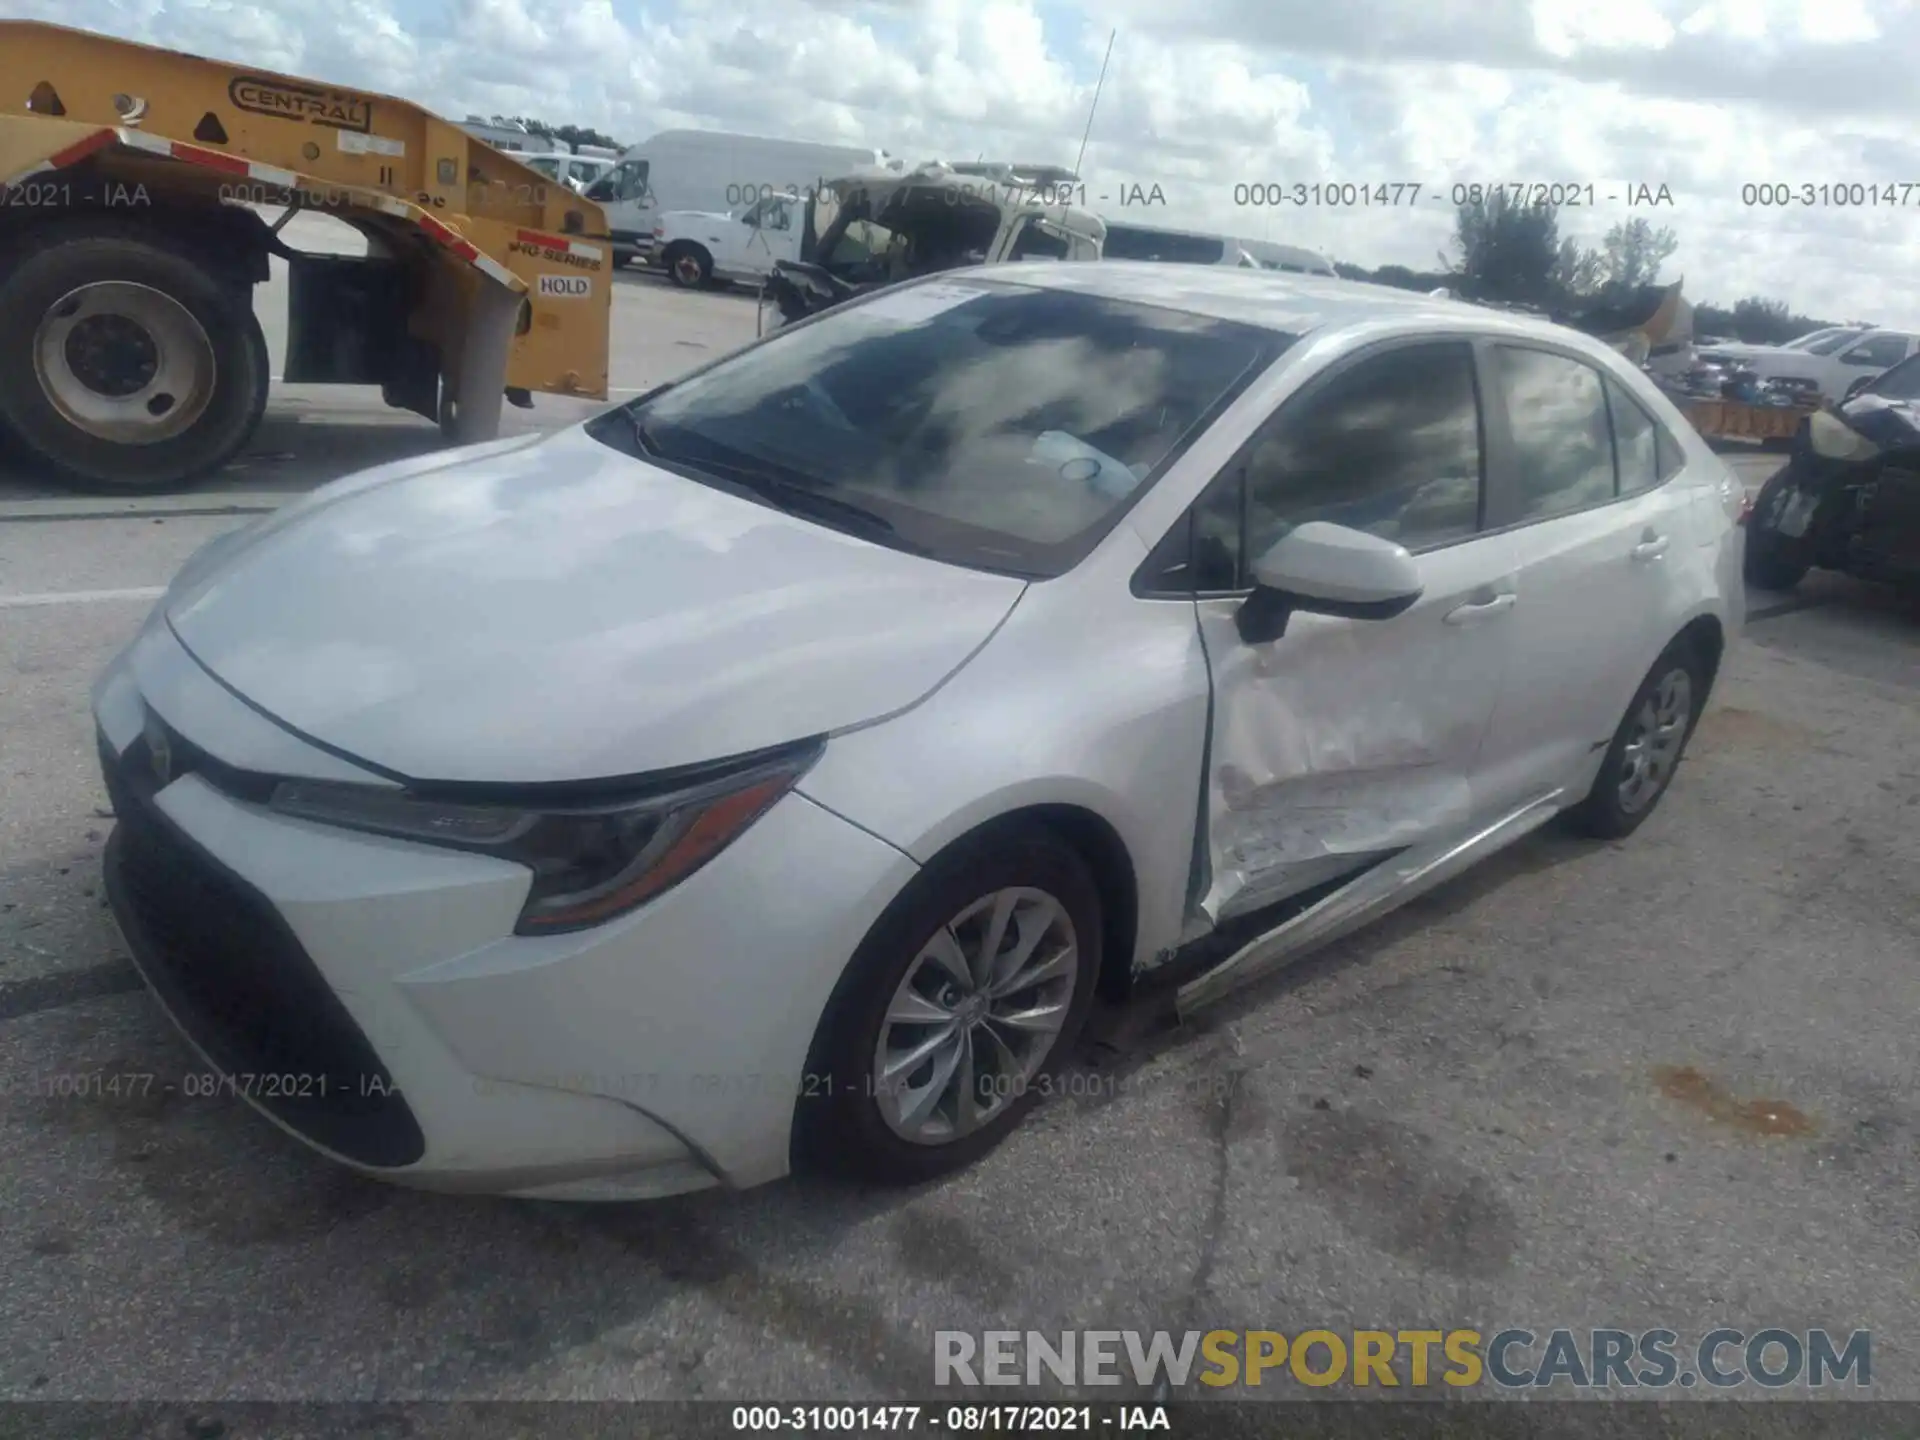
[1236, 522, 1423, 644]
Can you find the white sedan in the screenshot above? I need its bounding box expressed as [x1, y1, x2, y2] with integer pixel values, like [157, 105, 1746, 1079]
[92, 265, 1746, 1200]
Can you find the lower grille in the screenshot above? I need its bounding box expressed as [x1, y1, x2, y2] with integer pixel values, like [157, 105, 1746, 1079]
[102, 749, 426, 1169]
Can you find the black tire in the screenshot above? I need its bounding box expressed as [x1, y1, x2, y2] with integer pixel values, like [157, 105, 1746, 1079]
[0, 221, 269, 493]
[663, 243, 712, 290]
[1743, 470, 1814, 591]
[792, 824, 1102, 1185]
[1567, 639, 1709, 841]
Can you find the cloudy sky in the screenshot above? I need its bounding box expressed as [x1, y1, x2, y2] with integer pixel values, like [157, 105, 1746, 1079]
[26, 0, 1920, 325]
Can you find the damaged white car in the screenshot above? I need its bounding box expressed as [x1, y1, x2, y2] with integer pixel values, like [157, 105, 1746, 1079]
[93, 265, 1744, 1200]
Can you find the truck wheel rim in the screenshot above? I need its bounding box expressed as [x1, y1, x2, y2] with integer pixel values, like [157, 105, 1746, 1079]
[33, 282, 217, 446]
[674, 255, 702, 285]
[873, 887, 1079, 1147]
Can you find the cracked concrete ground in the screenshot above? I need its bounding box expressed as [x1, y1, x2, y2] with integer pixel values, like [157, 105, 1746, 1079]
[2, 274, 1917, 1425]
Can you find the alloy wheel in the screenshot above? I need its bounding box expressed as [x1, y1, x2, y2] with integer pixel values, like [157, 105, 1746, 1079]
[1617, 667, 1693, 815]
[873, 887, 1080, 1146]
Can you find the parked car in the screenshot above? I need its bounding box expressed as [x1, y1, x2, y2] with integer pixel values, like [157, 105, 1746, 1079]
[1698, 327, 1919, 405]
[92, 266, 1744, 1201]
[1743, 352, 1920, 594]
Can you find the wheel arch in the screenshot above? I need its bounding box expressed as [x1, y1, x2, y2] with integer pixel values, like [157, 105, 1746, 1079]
[1674, 611, 1727, 707]
[910, 802, 1142, 1007]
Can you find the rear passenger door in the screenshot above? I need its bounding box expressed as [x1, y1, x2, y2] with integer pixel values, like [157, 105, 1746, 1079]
[1473, 342, 1695, 813]
[1136, 338, 1523, 924]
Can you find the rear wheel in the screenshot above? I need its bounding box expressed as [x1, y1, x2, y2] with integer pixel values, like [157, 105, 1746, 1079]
[793, 825, 1101, 1185]
[1568, 641, 1707, 840]
[0, 223, 268, 493]
[664, 243, 712, 290]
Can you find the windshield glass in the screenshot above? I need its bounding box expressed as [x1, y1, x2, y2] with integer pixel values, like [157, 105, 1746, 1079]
[1863, 354, 1920, 401]
[586, 278, 1283, 576]
[1792, 329, 1864, 355]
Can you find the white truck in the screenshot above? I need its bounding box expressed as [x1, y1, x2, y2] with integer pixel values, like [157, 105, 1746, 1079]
[583, 130, 894, 268]
[1696, 327, 1920, 404]
[758, 163, 1109, 326]
[522, 152, 617, 195]
[652, 162, 1106, 295]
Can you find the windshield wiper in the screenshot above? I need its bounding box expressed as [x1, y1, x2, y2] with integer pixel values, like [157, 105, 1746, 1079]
[628, 416, 914, 545]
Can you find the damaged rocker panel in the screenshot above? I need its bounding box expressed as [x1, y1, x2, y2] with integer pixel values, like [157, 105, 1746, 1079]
[1175, 787, 1567, 1017]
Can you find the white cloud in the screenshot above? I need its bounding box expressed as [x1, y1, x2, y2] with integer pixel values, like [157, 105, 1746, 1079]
[16, 0, 1920, 323]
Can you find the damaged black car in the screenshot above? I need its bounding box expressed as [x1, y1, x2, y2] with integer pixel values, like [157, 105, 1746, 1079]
[1744, 353, 1920, 594]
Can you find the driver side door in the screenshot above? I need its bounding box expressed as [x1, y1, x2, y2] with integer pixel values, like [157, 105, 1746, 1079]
[1148, 338, 1522, 923]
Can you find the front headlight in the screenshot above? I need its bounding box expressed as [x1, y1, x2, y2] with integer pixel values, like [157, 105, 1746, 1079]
[267, 741, 822, 935]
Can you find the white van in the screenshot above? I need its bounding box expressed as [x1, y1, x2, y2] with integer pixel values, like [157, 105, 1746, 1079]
[521, 153, 616, 195]
[584, 130, 894, 268]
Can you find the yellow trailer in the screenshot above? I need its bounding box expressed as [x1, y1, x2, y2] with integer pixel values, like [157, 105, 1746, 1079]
[0, 21, 612, 491]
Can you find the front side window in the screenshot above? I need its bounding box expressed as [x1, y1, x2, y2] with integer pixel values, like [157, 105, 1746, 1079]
[1239, 341, 1486, 568]
[587, 281, 1284, 577]
[1491, 346, 1615, 521]
[1863, 354, 1920, 401]
[1800, 330, 1864, 356]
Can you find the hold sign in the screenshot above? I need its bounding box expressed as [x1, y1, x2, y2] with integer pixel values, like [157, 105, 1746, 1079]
[538, 274, 593, 298]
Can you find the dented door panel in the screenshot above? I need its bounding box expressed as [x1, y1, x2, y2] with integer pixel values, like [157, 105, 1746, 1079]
[1193, 534, 1521, 922]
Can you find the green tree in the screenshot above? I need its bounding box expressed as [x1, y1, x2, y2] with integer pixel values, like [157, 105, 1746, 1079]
[1599, 218, 1678, 290]
[1730, 296, 1796, 345]
[1451, 191, 1561, 304]
[1551, 236, 1604, 295]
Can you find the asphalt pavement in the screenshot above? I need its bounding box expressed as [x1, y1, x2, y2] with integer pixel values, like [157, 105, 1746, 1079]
[0, 263, 1916, 1418]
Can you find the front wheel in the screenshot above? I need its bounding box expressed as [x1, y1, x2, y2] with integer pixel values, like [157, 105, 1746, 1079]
[664, 243, 712, 289]
[1567, 641, 1707, 841]
[793, 825, 1101, 1185]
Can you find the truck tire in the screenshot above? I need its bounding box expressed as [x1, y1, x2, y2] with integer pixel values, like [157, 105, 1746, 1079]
[0, 222, 269, 493]
[663, 242, 712, 290]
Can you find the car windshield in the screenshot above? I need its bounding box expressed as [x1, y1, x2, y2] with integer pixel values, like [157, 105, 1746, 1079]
[1862, 354, 1920, 401]
[1794, 330, 1865, 356]
[585, 279, 1284, 576]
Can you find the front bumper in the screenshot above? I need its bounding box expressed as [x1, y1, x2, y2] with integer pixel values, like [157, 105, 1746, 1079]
[93, 624, 917, 1199]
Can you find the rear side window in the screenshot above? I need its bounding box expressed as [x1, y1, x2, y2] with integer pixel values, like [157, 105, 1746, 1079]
[1604, 377, 1688, 493]
[1492, 346, 1615, 520]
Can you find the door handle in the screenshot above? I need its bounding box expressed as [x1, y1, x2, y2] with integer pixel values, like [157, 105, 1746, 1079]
[1631, 534, 1670, 563]
[1444, 593, 1516, 625]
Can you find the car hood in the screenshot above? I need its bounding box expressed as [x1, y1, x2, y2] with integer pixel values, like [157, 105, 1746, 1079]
[164, 424, 1027, 784]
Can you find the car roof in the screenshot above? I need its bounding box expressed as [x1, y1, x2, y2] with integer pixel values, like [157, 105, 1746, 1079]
[960, 261, 1603, 349]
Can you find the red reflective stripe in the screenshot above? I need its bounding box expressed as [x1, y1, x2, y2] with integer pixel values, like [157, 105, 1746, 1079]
[47, 129, 117, 169]
[170, 142, 250, 177]
[516, 228, 568, 249]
